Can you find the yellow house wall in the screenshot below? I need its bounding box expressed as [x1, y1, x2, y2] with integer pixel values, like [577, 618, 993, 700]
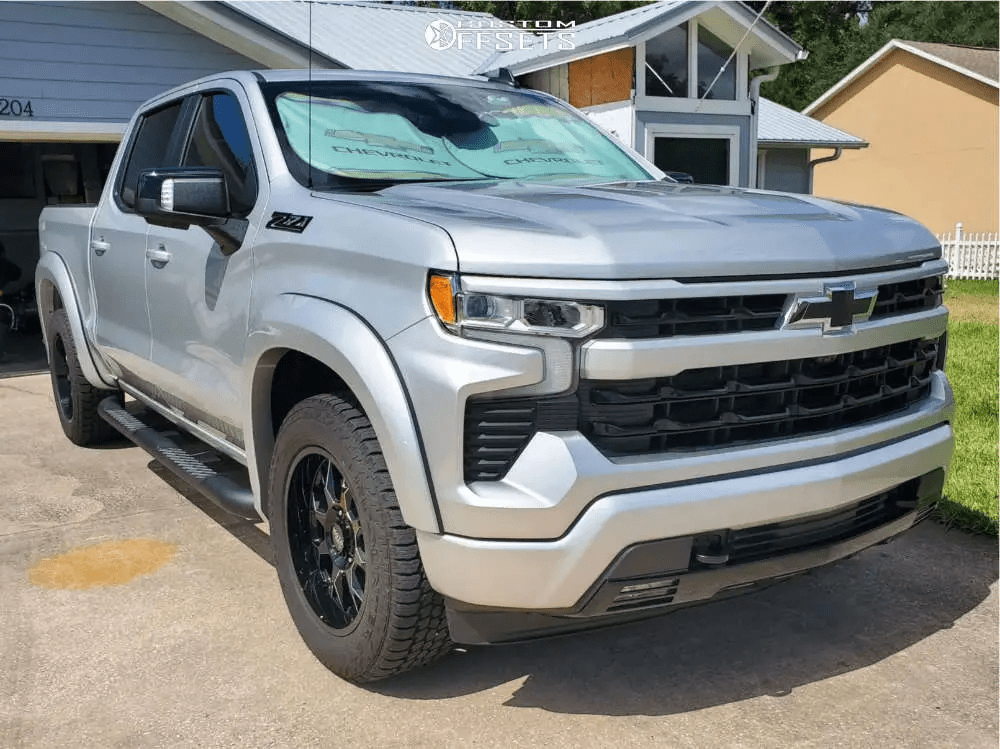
[811, 48, 999, 235]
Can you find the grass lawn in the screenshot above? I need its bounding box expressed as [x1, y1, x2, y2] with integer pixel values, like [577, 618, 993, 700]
[940, 279, 998, 535]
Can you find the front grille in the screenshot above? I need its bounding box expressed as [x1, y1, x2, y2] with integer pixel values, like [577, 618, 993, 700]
[595, 275, 943, 340]
[579, 337, 939, 457]
[870, 275, 943, 318]
[599, 295, 786, 339]
[463, 338, 939, 480]
[723, 478, 920, 564]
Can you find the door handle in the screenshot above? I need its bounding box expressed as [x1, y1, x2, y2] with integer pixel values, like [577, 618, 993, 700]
[90, 239, 110, 256]
[145, 245, 172, 268]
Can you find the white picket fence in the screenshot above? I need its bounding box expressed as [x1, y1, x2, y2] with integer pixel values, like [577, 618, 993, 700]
[937, 223, 1000, 280]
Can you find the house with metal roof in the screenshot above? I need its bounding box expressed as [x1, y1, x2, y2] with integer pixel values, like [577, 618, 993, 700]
[453, 0, 865, 191]
[803, 39, 999, 235]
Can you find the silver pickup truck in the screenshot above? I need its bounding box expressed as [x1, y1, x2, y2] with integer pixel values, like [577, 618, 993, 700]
[37, 69, 953, 682]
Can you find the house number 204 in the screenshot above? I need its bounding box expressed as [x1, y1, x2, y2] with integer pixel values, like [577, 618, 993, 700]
[0, 98, 35, 117]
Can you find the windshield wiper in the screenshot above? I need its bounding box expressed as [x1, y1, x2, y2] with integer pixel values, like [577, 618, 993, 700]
[318, 175, 491, 193]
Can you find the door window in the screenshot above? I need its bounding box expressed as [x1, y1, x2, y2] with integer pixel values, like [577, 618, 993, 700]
[183, 92, 258, 215]
[118, 101, 184, 208]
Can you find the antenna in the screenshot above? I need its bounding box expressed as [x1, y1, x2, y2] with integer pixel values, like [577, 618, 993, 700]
[484, 67, 518, 87]
[308, 0, 313, 189]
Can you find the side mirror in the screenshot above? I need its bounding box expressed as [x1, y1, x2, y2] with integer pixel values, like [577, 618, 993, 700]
[136, 167, 246, 255]
[137, 167, 230, 226]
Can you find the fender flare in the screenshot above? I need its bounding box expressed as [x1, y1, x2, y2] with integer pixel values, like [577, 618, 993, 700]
[243, 293, 441, 533]
[34, 252, 117, 389]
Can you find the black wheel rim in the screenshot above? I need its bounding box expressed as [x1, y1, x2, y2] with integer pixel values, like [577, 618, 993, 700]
[51, 334, 73, 421]
[287, 451, 367, 629]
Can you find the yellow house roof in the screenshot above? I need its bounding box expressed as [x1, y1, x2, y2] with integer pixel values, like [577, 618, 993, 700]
[803, 39, 999, 115]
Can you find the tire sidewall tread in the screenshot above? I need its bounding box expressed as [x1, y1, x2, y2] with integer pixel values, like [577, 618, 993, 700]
[268, 392, 451, 682]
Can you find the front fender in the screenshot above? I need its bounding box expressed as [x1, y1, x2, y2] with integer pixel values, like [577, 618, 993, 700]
[244, 293, 440, 533]
[35, 252, 117, 389]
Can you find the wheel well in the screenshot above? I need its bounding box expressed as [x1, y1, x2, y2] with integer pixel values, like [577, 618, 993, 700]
[270, 350, 349, 436]
[38, 279, 63, 319]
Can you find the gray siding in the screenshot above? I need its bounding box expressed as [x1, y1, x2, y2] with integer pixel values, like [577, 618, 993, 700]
[761, 148, 810, 194]
[635, 111, 752, 187]
[0, 1, 257, 124]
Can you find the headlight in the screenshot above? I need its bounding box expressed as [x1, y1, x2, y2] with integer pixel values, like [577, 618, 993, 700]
[429, 272, 605, 338]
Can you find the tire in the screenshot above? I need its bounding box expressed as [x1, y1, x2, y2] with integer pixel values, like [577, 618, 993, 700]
[46, 309, 118, 446]
[268, 393, 452, 682]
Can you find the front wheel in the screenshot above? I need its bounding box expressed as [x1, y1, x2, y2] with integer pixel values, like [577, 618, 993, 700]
[268, 393, 452, 682]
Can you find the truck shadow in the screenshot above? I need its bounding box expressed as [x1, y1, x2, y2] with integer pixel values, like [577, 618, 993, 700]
[145, 459, 996, 717]
[373, 521, 997, 716]
[147, 461, 274, 566]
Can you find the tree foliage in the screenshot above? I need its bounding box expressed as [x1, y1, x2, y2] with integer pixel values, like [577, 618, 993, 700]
[425, 1, 650, 24]
[748, 1, 1000, 111]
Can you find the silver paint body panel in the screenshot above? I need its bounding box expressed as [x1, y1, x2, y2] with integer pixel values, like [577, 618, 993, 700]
[38, 69, 954, 611]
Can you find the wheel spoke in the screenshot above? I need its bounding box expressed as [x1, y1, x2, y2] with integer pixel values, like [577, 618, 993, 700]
[347, 567, 365, 609]
[287, 450, 365, 630]
[303, 569, 338, 624]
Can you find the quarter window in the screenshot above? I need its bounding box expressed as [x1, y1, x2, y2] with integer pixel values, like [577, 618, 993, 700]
[183, 92, 258, 215]
[119, 101, 184, 208]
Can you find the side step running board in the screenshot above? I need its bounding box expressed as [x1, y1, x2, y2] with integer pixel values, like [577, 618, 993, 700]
[99, 397, 261, 522]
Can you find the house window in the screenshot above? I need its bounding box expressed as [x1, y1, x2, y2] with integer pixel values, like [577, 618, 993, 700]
[654, 137, 730, 185]
[645, 124, 741, 186]
[697, 26, 736, 100]
[644, 22, 688, 98]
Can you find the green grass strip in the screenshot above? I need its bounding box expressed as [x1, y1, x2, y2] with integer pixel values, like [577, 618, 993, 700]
[940, 319, 999, 535]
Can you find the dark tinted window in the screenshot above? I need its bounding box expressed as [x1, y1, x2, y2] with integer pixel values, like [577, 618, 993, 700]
[645, 23, 688, 97]
[183, 92, 257, 215]
[119, 101, 184, 208]
[654, 137, 729, 185]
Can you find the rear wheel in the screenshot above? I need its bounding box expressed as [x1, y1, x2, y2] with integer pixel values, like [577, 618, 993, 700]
[46, 309, 118, 445]
[268, 393, 452, 682]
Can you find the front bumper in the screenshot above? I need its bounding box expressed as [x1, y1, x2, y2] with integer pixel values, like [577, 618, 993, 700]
[416, 423, 953, 617]
[443, 491, 938, 645]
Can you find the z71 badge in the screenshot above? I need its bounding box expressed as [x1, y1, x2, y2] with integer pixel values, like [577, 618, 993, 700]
[266, 212, 313, 233]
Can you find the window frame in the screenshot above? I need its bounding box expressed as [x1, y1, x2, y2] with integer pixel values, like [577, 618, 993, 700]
[180, 88, 260, 218]
[635, 17, 751, 114]
[644, 123, 741, 186]
[113, 95, 196, 213]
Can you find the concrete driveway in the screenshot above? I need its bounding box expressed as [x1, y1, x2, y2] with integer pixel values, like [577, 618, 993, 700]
[1, 373, 997, 748]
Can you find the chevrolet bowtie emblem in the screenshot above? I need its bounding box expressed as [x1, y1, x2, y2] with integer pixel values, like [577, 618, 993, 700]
[783, 283, 877, 334]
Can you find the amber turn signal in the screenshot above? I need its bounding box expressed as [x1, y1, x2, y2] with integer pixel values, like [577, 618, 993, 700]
[428, 273, 457, 325]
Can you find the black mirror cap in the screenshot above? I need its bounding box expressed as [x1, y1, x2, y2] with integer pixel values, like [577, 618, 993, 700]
[136, 167, 231, 227]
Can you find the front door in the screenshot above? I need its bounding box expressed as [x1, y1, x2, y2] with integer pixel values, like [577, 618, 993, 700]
[145, 88, 262, 440]
[91, 99, 187, 380]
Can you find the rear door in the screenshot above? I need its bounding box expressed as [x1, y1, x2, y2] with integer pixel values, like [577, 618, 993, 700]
[144, 86, 263, 442]
[90, 98, 189, 381]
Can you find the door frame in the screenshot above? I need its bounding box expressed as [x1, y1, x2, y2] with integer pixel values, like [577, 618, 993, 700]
[643, 123, 741, 186]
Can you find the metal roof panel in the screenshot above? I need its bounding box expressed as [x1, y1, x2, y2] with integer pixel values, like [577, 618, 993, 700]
[758, 97, 867, 147]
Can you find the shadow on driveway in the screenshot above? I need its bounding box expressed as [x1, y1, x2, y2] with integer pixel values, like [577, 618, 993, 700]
[150, 458, 996, 717]
[376, 521, 996, 716]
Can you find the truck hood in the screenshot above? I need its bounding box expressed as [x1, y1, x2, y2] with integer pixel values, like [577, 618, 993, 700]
[321, 180, 940, 280]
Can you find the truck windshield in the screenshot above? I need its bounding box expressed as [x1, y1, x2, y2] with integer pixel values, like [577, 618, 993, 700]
[261, 80, 652, 189]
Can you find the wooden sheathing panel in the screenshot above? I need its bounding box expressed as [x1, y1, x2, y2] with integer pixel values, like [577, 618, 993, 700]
[569, 48, 634, 108]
